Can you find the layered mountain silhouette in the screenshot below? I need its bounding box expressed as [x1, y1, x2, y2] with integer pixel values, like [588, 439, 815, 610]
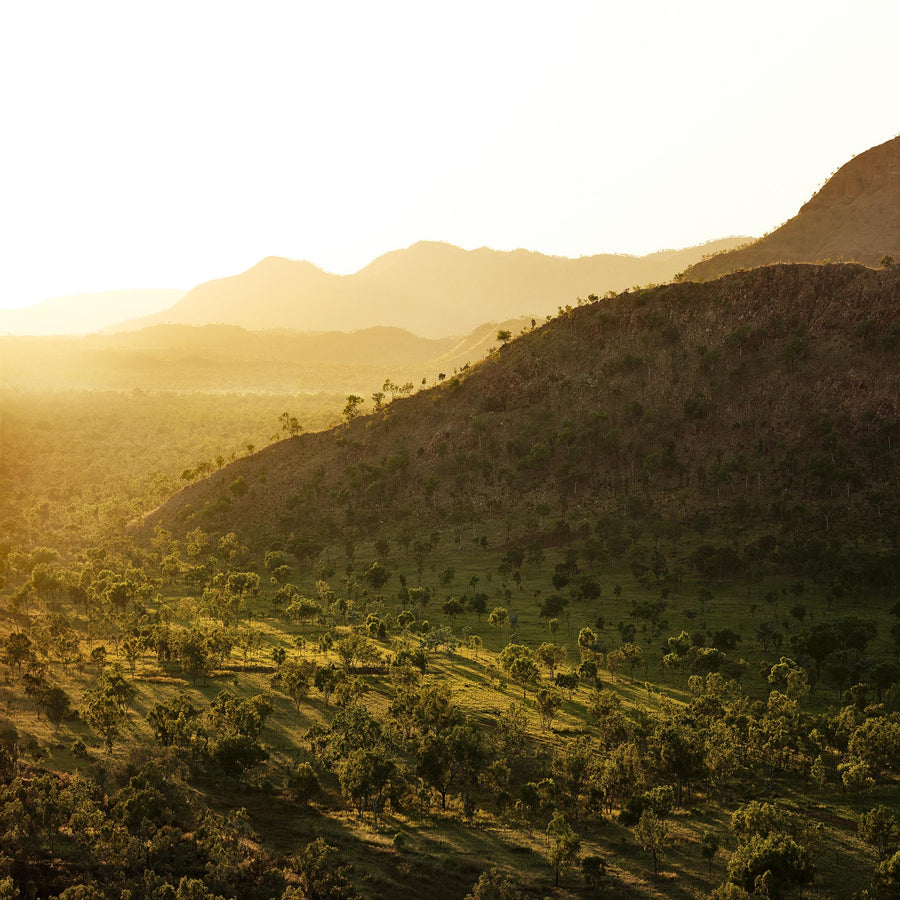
[110, 239, 747, 338]
[684, 135, 900, 281]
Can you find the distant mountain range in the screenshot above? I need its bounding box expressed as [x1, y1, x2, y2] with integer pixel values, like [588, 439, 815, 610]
[0, 289, 186, 336]
[683, 135, 900, 281]
[108, 239, 749, 338]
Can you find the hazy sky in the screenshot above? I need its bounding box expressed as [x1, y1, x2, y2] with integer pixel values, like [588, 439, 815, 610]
[1, 0, 897, 310]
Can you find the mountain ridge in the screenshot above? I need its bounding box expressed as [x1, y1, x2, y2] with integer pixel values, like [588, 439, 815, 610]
[109, 238, 749, 338]
[683, 135, 900, 281]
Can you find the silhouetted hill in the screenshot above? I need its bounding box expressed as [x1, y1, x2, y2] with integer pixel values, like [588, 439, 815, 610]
[0, 289, 185, 336]
[146, 263, 900, 587]
[111, 239, 748, 338]
[684, 136, 900, 280]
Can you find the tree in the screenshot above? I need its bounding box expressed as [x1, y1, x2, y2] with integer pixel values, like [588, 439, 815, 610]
[619, 643, 644, 680]
[465, 868, 523, 900]
[701, 830, 720, 874]
[467, 593, 488, 620]
[37, 686, 71, 730]
[535, 642, 566, 679]
[229, 476, 248, 498]
[334, 632, 379, 670]
[726, 832, 814, 898]
[417, 720, 484, 812]
[286, 597, 323, 625]
[555, 670, 578, 697]
[279, 411, 302, 437]
[175, 630, 220, 684]
[498, 643, 531, 672]
[653, 718, 705, 806]
[766, 657, 809, 699]
[327, 703, 383, 762]
[632, 809, 670, 876]
[552, 737, 593, 818]
[272, 659, 314, 713]
[364, 561, 390, 591]
[581, 856, 609, 891]
[204, 691, 272, 775]
[509, 657, 540, 700]
[534, 687, 562, 731]
[848, 718, 900, 777]
[489, 607, 509, 630]
[147, 694, 200, 748]
[546, 812, 581, 887]
[442, 597, 465, 624]
[871, 849, 900, 897]
[342, 395, 365, 423]
[3, 633, 35, 674]
[859, 805, 900, 860]
[314, 664, 340, 706]
[338, 747, 397, 826]
[84, 689, 125, 752]
[417, 731, 456, 809]
[121, 636, 142, 675]
[290, 837, 356, 900]
[578, 627, 598, 656]
[496, 329, 512, 344]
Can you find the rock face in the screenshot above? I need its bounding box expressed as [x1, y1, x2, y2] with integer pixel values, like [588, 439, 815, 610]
[684, 136, 900, 281]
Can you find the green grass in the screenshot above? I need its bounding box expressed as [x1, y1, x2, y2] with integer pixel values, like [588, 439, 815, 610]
[0, 517, 896, 899]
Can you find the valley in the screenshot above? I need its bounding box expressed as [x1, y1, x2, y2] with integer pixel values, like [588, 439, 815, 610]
[2, 260, 899, 898]
[1, 132, 900, 899]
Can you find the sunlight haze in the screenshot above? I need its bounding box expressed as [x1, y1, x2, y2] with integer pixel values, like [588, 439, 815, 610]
[1, 0, 897, 309]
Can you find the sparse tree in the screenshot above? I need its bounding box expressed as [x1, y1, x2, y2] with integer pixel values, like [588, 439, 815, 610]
[342, 395, 365, 423]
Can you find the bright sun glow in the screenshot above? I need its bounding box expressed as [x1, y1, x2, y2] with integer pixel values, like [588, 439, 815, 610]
[1, 0, 897, 308]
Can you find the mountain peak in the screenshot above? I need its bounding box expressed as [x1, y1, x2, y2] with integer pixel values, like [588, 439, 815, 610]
[244, 255, 328, 276]
[683, 135, 900, 280]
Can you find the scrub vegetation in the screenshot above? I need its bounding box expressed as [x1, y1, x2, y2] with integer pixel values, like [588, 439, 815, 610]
[1, 262, 899, 899]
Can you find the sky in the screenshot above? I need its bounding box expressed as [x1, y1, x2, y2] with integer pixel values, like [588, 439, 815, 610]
[1, 0, 898, 310]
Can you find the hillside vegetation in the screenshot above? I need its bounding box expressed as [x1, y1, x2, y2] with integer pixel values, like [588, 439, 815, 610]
[1, 263, 900, 900]
[154, 263, 900, 591]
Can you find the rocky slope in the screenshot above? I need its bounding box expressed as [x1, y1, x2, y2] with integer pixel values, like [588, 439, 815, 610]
[684, 136, 900, 280]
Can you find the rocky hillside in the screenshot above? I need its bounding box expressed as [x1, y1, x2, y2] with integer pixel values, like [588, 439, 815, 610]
[146, 263, 900, 586]
[110, 238, 747, 338]
[684, 136, 900, 280]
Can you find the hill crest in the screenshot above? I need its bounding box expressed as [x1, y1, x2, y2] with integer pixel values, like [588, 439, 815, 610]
[683, 135, 900, 280]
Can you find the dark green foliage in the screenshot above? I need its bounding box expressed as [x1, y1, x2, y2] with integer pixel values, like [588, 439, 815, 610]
[726, 833, 814, 898]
